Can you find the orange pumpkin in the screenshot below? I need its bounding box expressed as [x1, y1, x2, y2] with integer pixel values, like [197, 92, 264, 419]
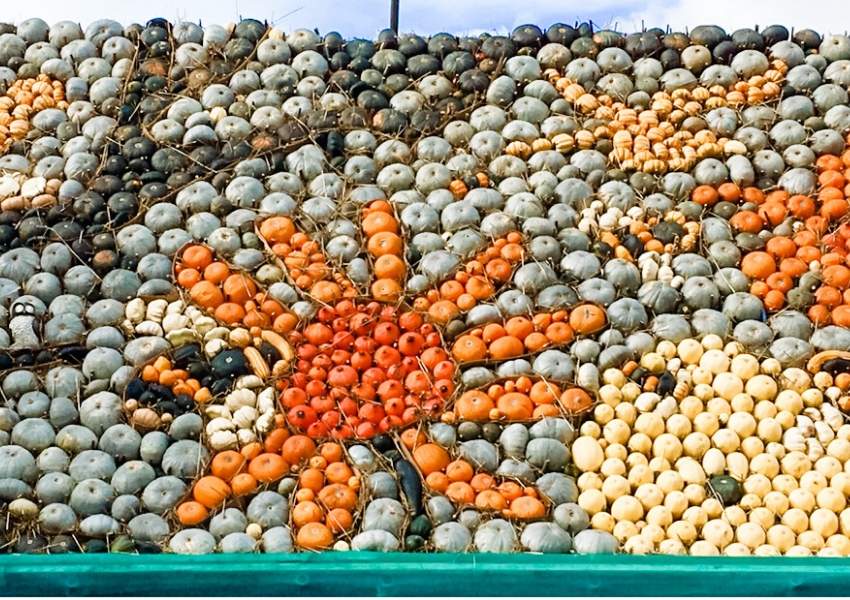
[259, 216, 295, 243]
[192, 476, 231, 509]
[740, 251, 776, 279]
[210, 450, 246, 481]
[475, 489, 508, 511]
[292, 501, 324, 527]
[488, 335, 525, 360]
[497, 392, 534, 420]
[454, 390, 495, 421]
[248, 453, 289, 483]
[176, 501, 209, 526]
[366, 232, 403, 257]
[317, 484, 358, 511]
[510, 495, 546, 520]
[452, 335, 488, 362]
[529, 381, 561, 405]
[296, 522, 334, 549]
[569, 304, 607, 335]
[560, 388, 593, 413]
[282, 435, 317, 466]
[182, 245, 214, 270]
[230, 473, 258, 496]
[189, 281, 224, 309]
[325, 508, 354, 534]
[412, 443, 450, 475]
[222, 273, 257, 304]
[362, 211, 398, 236]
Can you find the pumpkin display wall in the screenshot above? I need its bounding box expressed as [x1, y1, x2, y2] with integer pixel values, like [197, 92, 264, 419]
[2, 17, 850, 558]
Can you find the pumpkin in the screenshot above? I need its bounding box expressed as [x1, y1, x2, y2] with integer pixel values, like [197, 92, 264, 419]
[426, 495, 456, 526]
[459, 440, 499, 472]
[111, 462, 155, 496]
[553, 503, 590, 535]
[639, 282, 681, 315]
[351, 530, 401, 552]
[246, 491, 289, 528]
[367, 472, 399, 499]
[526, 438, 569, 471]
[161, 441, 209, 480]
[111, 495, 142, 523]
[261, 527, 295, 553]
[606, 298, 648, 332]
[139, 432, 170, 466]
[80, 514, 121, 538]
[68, 478, 114, 517]
[769, 338, 813, 367]
[34, 472, 76, 504]
[38, 503, 77, 534]
[733, 320, 774, 351]
[573, 529, 619, 554]
[142, 476, 187, 514]
[529, 418, 576, 444]
[535, 473, 579, 505]
[708, 475, 743, 506]
[170, 529, 217, 555]
[495, 459, 536, 482]
[218, 532, 257, 554]
[682, 277, 721, 311]
[432, 522, 472, 552]
[193, 476, 232, 509]
[722, 292, 765, 323]
[429, 423, 457, 449]
[521, 522, 572, 553]
[651, 315, 693, 344]
[359, 498, 405, 538]
[6, 14, 850, 558]
[499, 424, 530, 459]
[413, 444, 450, 475]
[532, 350, 575, 381]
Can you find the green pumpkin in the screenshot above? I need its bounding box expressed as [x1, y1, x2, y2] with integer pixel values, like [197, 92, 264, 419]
[409, 514, 432, 537]
[708, 475, 743, 506]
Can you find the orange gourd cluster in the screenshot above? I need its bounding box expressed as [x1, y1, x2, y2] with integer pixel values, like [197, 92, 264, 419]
[406, 434, 546, 520]
[696, 148, 850, 313]
[551, 61, 786, 175]
[280, 300, 456, 439]
[811, 226, 850, 327]
[177, 435, 359, 550]
[620, 220, 699, 257]
[140, 355, 212, 405]
[0, 75, 67, 154]
[413, 232, 525, 324]
[176, 430, 291, 527]
[805, 150, 850, 325]
[258, 216, 358, 303]
[450, 306, 607, 364]
[291, 441, 359, 550]
[363, 200, 405, 303]
[739, 232, 820, 312]
[447, 172, 491, 200]
[176, 244, 296, 333]
[452, 376, 593, 422]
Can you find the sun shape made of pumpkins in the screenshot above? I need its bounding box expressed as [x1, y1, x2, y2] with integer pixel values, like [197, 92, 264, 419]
[6, 18, 850, 558]
[126, 191, 596, 551]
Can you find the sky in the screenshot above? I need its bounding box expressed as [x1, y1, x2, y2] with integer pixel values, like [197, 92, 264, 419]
[5, 0, 849, 37]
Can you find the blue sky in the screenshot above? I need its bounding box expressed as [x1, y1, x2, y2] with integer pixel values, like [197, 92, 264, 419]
[8, 0, 848, 37]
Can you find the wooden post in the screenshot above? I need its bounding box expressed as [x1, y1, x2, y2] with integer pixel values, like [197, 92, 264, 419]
[390, 0, 400, 32]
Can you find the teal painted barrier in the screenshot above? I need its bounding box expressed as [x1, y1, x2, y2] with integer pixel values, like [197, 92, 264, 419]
[1, 553, 849, 596]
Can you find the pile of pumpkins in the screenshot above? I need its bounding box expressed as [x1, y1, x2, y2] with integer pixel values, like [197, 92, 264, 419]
[2, 16, 850, 556]
[574, 338, 850, 556]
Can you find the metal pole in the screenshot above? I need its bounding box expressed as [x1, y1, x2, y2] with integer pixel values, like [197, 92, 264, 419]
[390, 0, 399, 32]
